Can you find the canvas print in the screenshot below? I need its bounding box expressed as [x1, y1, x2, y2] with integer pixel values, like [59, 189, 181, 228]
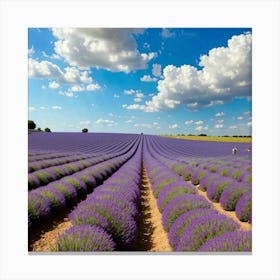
[28, 28, 252, 252]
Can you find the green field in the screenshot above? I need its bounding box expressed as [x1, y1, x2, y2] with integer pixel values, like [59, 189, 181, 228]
[161, 135, 252, 143]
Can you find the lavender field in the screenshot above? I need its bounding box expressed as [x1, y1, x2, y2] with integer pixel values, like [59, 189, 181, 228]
[28, 132, 252, 252]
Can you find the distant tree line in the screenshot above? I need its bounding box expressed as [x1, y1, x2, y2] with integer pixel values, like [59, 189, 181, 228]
[28, 120, 51, 132]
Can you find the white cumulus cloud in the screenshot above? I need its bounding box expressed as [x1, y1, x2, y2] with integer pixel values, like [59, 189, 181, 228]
[52, 105, 62, 110]
[152, 64, 162, 77]
[95, 119, 115, 125]
[86, 83, 101, 91]
[52, 28, 156, 73]
[140, 75, 157, 82]
[215, 112, 225, 117]
[49, 81, 60, 89]
[185, 120, 194, 125]
[29, 58, 92, 84]
[169, 123, 179, 129]
[195, 120, 204, 125]
[215, 124, 224, 129]
[133, 33, 251, 112]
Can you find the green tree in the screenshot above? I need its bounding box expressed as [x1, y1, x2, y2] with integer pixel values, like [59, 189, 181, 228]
[82, 128, 88, 133]
[44, 127, 51, 132]
[37, 127, 42, 132]
[28, 120, 36, 129]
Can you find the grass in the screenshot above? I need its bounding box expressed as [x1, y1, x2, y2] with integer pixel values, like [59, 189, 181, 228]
[160, 135, 252, 143]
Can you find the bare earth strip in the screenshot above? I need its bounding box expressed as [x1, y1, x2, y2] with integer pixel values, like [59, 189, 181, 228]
[31, 219, 72, 252]
[194, 184, 252, 231]
[138, 166, 172, 252]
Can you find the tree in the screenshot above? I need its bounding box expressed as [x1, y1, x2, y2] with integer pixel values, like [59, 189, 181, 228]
[28, 120, 36, 129]
[44, 127, 51, 132]
[82, 128, 88, 133]
[37, 127, 42, 132]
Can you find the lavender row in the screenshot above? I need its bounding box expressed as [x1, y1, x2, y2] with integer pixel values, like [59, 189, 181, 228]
[143, 138, 251, 251]
[28, 153, 96, 173]
[28, 152, 80, 163]
[28, 137, 140, 190]
[143, 137, 252, 223]
[29, 132, 139, 154]
[28, 140, 140, 229]
[55, 140, 143, 251]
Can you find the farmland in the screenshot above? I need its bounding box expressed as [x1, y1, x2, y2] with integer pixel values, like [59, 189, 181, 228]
[28, 132, 252, 252]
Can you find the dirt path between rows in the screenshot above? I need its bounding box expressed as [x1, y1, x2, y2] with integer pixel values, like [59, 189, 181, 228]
[31, 219, 72, 252]
[194, 184, 252, 231]
[137, 166, 172, 252]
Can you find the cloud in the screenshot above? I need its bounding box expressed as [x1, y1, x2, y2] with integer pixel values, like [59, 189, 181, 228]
[28, 106, 36, 112]
[125, 104, 146, 110]
[134, 122, 160, 129]
[39, 106, 48, 110]
[29, 58, 93, 84]
[49, 81, 60, 89]
[52, 28, 156, 73]
[237, 116, 244, 120]
[161, 28, 175, 38]
[195, 120, 203, 125]
[86, 83, 101, 91]
[152, 64, 162, 77]
[215, 112, 225, 117]
[95, 119, 115, 125]
[71, 85, 85, 92]
[28, 46, 35, 56]
[185, 120, 193, 125]
[52, 105, 62, 110]
[113, 94, 120, 98]
[124, 89, 141, 95]
[125, 119, 133, 123]
[247, 121, 252, 127]
[136, 33, 251, 112]
[134, 93, 144, 103]
[140, 75, 157, 82]
[229, 125, 237, 129]
[58, 90, 74, 97]
[169, 123, 179, 129]
[216, 119, 224, 123]
[195, 126, 208, 131]
[215, 124, 223, 129]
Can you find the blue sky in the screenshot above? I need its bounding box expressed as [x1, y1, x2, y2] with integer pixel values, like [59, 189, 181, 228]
[28, 28, 252, 135]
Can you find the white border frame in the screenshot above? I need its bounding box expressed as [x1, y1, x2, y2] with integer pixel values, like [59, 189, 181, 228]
[1, 0, 280, 279]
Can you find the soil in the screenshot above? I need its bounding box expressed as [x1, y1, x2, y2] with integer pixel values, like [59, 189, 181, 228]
[137, 166, 172, 252]
[31, 219, 72, 252]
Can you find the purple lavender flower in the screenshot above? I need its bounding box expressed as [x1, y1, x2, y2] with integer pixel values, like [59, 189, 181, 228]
[70, 210, 109, 229]
[28, 192, 51, 224]
[236, 191, 252, 223]
[157, 182, 197, 212]
[168, 208, 218, 249]
[61, 176, 87, 199]
[56, 225, 115, 251]
[182, 166, 198, 181]
[220, 183, 250, 211]
[28, 173, 41, 190]
[207, 177, 235, 202]
[153, 177, 179, 198]
[162, 194, 212, 231]
[190, 169, 208, 185]
[34, 186, 66, 212]
[48, 181, 77, 204]
[199, 174, 219, 192]
[198, 230, 252, 252]
[176, 214, 240, 251]
[70, 198, 138, 249]
[75, 173, 97, 193]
